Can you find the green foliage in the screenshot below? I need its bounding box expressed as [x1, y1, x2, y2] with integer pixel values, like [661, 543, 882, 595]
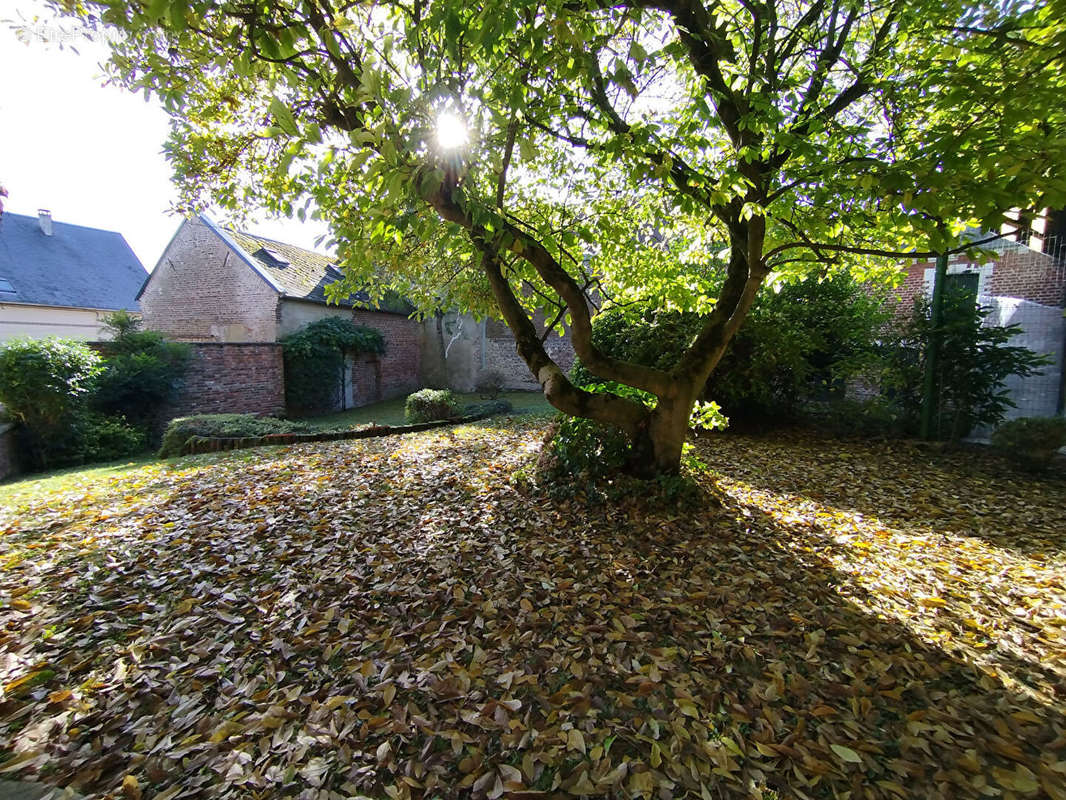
[462, 399, 513, 418]
[537, 416, 631, 484]
[70, 0, 1066, 473]
[807, 397, 908, 439]
[281, 318, 385, 414]
[0, 338, 104, 469]
[881, 290, 1049, 441]
[158, 413, 313, 458]
[992, 417, 1066, 472]
[475, 370, 504, 400]
[404, 389, 462, 423]
[94, 312, 190, 431]
[574, 273, 890, 422]
[77, 413, 147, 462]
[530, 416, 707, 507]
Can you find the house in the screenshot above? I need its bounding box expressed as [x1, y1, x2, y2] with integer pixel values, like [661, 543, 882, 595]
[139, 215, 424, 409]
[0, 210, 147, 341]
[141, 215, 576, 411]
[896, 232, 1066, 420]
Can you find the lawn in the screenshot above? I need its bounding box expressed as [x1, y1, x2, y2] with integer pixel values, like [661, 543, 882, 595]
[1, 419, 1064, 799]
[303, 390, 553, 430]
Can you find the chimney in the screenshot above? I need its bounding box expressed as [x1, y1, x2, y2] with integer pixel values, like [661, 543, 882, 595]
[38, 209, 53, 236]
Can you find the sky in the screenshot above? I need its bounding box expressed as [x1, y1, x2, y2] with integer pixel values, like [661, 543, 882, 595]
[0, 0, 329, 270]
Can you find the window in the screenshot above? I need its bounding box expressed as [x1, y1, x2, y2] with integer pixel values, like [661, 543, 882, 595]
[255, 247, 289, 267]
[923, 260, 992, 299]
[944, 271, 980, 302]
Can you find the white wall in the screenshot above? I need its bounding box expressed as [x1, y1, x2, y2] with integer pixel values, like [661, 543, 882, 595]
[0, 302, 124, 342]
[981, 295, 1064, 421]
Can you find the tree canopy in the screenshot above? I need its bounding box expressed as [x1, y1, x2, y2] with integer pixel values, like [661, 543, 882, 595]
[59, 0, 1066, 472]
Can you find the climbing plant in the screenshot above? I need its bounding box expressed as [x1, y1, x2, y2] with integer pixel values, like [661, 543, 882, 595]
[281, 317, 385, 415]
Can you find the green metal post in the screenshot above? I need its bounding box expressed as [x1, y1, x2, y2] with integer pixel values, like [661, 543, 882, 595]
[919, 250, 949, 439]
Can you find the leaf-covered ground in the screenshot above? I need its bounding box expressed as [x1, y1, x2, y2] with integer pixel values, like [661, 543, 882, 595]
[1, 419, 1064, 799]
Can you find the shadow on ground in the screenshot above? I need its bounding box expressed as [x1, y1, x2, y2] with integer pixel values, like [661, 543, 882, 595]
[1, 420, 1063, 798]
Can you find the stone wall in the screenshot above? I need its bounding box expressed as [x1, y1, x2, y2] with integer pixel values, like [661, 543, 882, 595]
[421, 312, 575, 392]
[141, 218, 281, 342]
[165, 343, 286, 419]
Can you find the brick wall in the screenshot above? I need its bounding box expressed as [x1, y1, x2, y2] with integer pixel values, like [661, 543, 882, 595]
[164, 343, 286, 419]
[141, 218, 280, 342]
[895, 244, 1065, 313]
[353, 310, 422, 399]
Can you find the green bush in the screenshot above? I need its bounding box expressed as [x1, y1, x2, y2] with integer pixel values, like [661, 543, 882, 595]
[158, 413, 313, 457]
[462, 399, 514, 418]
[572, 272, 890, 422]
[536, 416, 631, 483]
[405, 389, 462, 423]
[281, 318, 385, 414]
[94, 312, 189, 432]
[992, 416, 1066, 472]
[880, 289, 1049, 440]
[78, 414, 147, 462]
[0, 337, 103, 469]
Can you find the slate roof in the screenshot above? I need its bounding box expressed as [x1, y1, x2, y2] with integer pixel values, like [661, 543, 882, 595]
[223, 226, 413, 315]
[0, 212, 146, 311]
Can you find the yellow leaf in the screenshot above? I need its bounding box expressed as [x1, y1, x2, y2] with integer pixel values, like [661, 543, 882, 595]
[383, 683, 396, 706]
[831, 744, 863, 764]
[122, 775, 142, 800]
[566, 728, 586, 754]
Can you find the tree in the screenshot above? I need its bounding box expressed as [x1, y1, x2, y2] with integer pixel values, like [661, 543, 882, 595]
[60, 0, 1066, 474]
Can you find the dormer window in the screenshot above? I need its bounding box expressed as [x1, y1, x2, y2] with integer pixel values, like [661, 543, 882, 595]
[255, 247, 289, 268]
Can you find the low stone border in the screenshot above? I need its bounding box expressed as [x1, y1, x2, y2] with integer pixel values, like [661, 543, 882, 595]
[179, 411, 498, 456]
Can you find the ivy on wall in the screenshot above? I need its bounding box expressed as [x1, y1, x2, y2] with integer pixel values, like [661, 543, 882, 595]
[281, 317, 385, 414]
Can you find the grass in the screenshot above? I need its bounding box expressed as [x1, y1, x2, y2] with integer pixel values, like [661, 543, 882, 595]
[0, 392, 553, 504]
[301, 389, 553, 430]
[0, 452, 156, 509]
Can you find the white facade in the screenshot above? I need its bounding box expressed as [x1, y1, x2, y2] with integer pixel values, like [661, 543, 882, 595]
[0, 301, 128, 342]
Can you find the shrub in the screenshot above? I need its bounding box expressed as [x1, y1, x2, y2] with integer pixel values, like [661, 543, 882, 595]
[992, 416, 1066, 472]
[880, 288, 1050, 440]
[78, 414, 147, 462]
[536, 416, 631, 485]
[405, 389, 462, 423]
[462, 399, 514, 418]
[476, 370, 505, 399]
[281, 318, 385, 414]
[0, 338, 103, 468]
[158, 413, 313, 457]
[572, 272, 890, 423]
[94, 312, 189, 432]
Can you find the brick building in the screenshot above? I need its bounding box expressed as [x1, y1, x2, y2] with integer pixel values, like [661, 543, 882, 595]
[140, 215, 574, 413]
[895, 235, 1066, 420]
[140, 215, 423, 412]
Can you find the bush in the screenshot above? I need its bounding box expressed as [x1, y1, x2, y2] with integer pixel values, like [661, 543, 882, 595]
[462, 399, 514, 418]
[281, 318, 385, 414]
[0, 338, 103, 469]
[880, 289, 1050, 440]
[405, 389, 462, 423]
[476, 370, 505, 399]
[807, 397, 907, 439]
[78, 414, 147, 462]
[158, 413, 313, 457]
[94, 312, 189, 432]
[536, 416, 631, 483]
[571, 272, 890, 423]
[992, 416, 1066, 472]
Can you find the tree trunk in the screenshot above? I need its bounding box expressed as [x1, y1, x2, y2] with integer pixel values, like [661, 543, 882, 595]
[627, 396, 694, 476]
